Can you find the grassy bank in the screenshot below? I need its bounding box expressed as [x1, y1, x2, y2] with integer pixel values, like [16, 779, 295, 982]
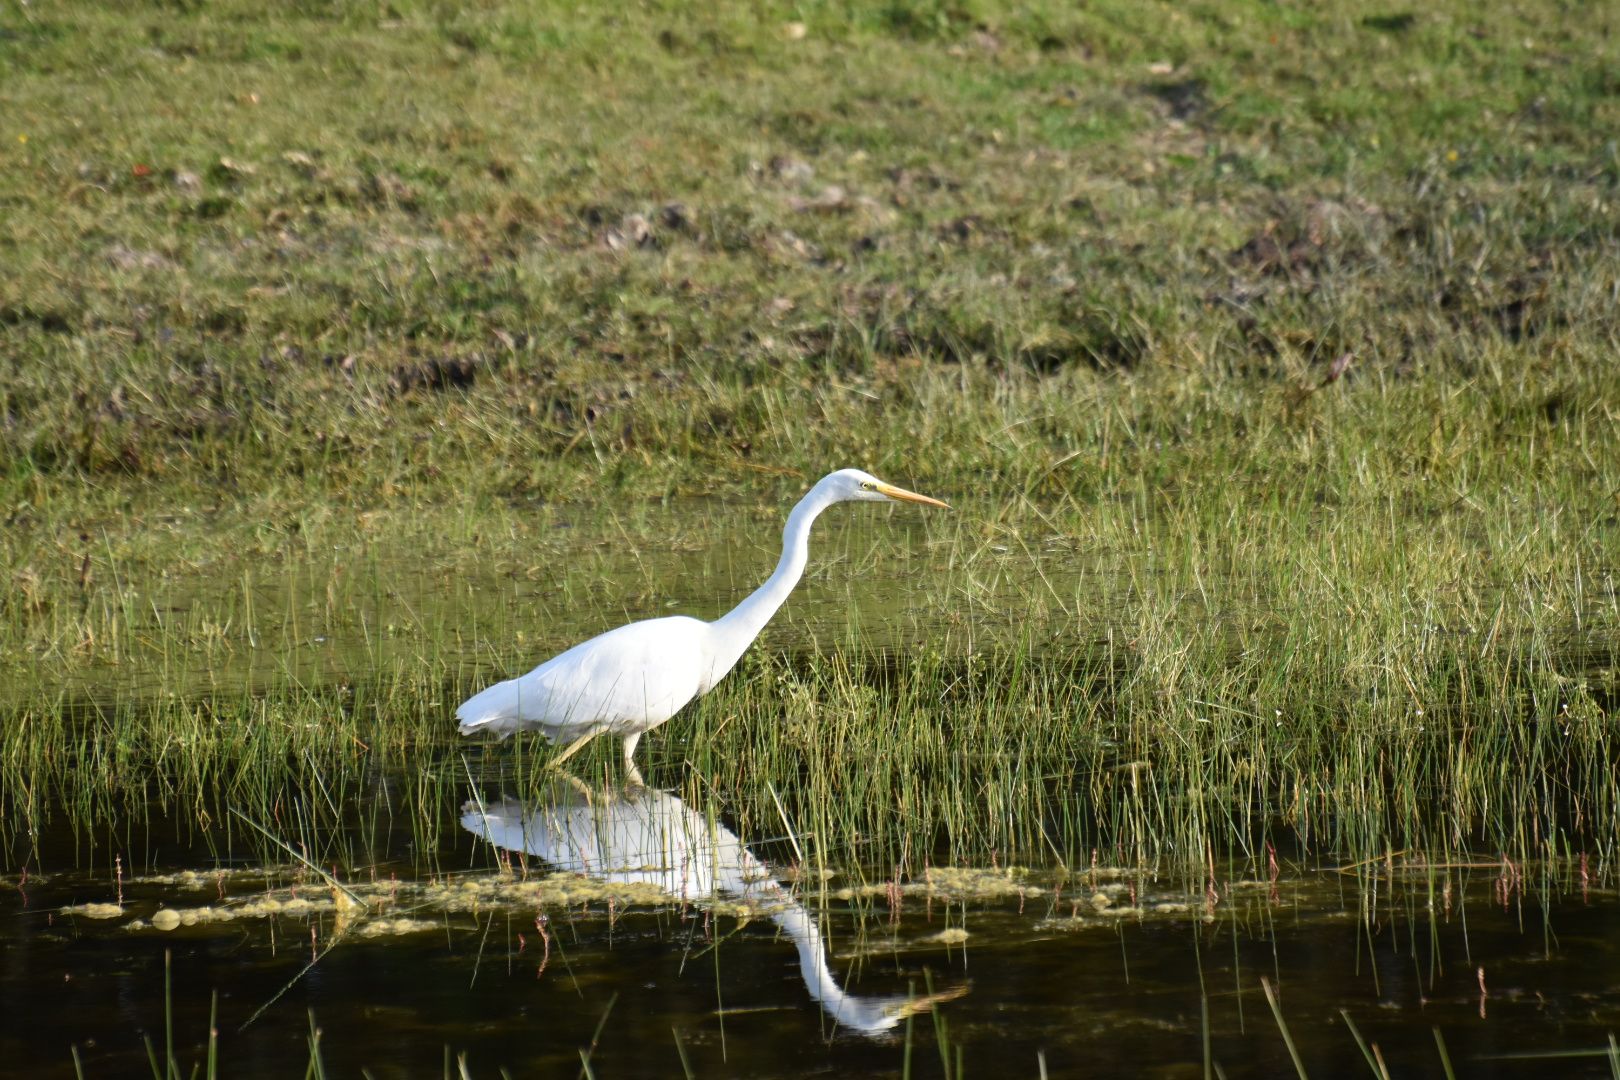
[2, 1, 1618, 873]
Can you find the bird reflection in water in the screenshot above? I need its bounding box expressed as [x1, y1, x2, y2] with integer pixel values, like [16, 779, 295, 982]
[460, 782, 966, 1036]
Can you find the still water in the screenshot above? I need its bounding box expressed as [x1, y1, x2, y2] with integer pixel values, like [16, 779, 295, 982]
[7, 773, 1619, 1077]
[5, 501, 1619, 1075]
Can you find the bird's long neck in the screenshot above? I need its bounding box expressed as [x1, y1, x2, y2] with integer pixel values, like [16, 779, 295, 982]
[770, 901, 897, 1034]
[708, 486, 833, 669]
[726, 841, 898, 1034]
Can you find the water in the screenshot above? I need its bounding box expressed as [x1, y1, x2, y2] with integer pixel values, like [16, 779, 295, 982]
[7, 775, 1620, 1077]
[6, 500, 1619, 1075]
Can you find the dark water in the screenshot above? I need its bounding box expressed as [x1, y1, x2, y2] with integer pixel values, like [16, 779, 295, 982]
[7, 777, 1620, 1078]
[7, 503, 1619, 1075]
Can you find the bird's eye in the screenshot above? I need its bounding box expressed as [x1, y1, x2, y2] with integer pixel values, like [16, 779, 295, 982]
[860, 482, 875, 491]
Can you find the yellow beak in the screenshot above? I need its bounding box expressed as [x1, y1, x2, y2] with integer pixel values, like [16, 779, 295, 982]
[876, 482, 950, 509]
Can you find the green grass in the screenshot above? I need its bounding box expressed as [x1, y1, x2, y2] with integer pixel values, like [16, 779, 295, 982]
[1, 0, 1618, 878]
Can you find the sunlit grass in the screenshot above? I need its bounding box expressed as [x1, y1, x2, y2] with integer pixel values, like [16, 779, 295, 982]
[3, 359, 1616, 876]
[0, 0, 1617, 882]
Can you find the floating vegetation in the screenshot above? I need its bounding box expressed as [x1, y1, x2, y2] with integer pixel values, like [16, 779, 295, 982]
[919, 867, 1038, 901]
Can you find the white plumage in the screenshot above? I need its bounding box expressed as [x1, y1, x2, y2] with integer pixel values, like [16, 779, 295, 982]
[461, 784, 965, 1033]
[456, 616, 710, 746]
[456, 468, 948, 777]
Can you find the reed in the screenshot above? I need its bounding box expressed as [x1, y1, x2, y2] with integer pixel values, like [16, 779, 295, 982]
[0, 0, 1615, 886]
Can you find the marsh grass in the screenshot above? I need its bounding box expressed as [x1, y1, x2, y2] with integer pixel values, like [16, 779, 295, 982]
[3, 382, 1616, 877]
[2, 0, 1618, 882]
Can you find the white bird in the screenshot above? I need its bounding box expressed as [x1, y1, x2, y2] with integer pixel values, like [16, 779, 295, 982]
[461, 783, 966, 1034]
[456, 468, 948, 777]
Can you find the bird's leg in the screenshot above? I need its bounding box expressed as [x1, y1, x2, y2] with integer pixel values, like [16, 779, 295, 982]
[555, 770, 597, 804]
[546, 730, 598, 771]
[621, 732, 643, 785]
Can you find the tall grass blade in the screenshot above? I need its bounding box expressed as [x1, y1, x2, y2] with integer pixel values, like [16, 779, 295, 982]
[672, 1027, 696, 1080]
[1432, 1028, 1457, 1080]
[1202, 994, 1212, 1080]
[207, 990, 218, 1080]
[577, 992, 618, 1080]
[305, 1011, 327, 1080]
[1261, 977, 1308, 1080]
[1338, 1010, 1387, 1080]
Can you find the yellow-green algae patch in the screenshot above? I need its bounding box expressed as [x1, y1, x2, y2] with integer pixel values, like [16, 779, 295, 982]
[129, 869, 264, 890]
[829, 882, 894, 902]
[1037, 894, 1216, 930]
[356, 918, 440, 938]
[1088, 884, 1130, 909]
[77, 861, 1197, 944]
[107, 866, 800, 938]
[830, 866, 1048, 904]
[920, 866, 1039, 900]
[422, 872, 687, 913]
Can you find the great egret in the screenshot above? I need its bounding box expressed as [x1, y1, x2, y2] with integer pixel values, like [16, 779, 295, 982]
[461, 783, 966, 1034]
[456, 468, 948, 775]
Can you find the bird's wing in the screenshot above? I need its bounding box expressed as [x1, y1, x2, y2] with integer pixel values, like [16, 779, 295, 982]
[458, 616, 711, 738]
